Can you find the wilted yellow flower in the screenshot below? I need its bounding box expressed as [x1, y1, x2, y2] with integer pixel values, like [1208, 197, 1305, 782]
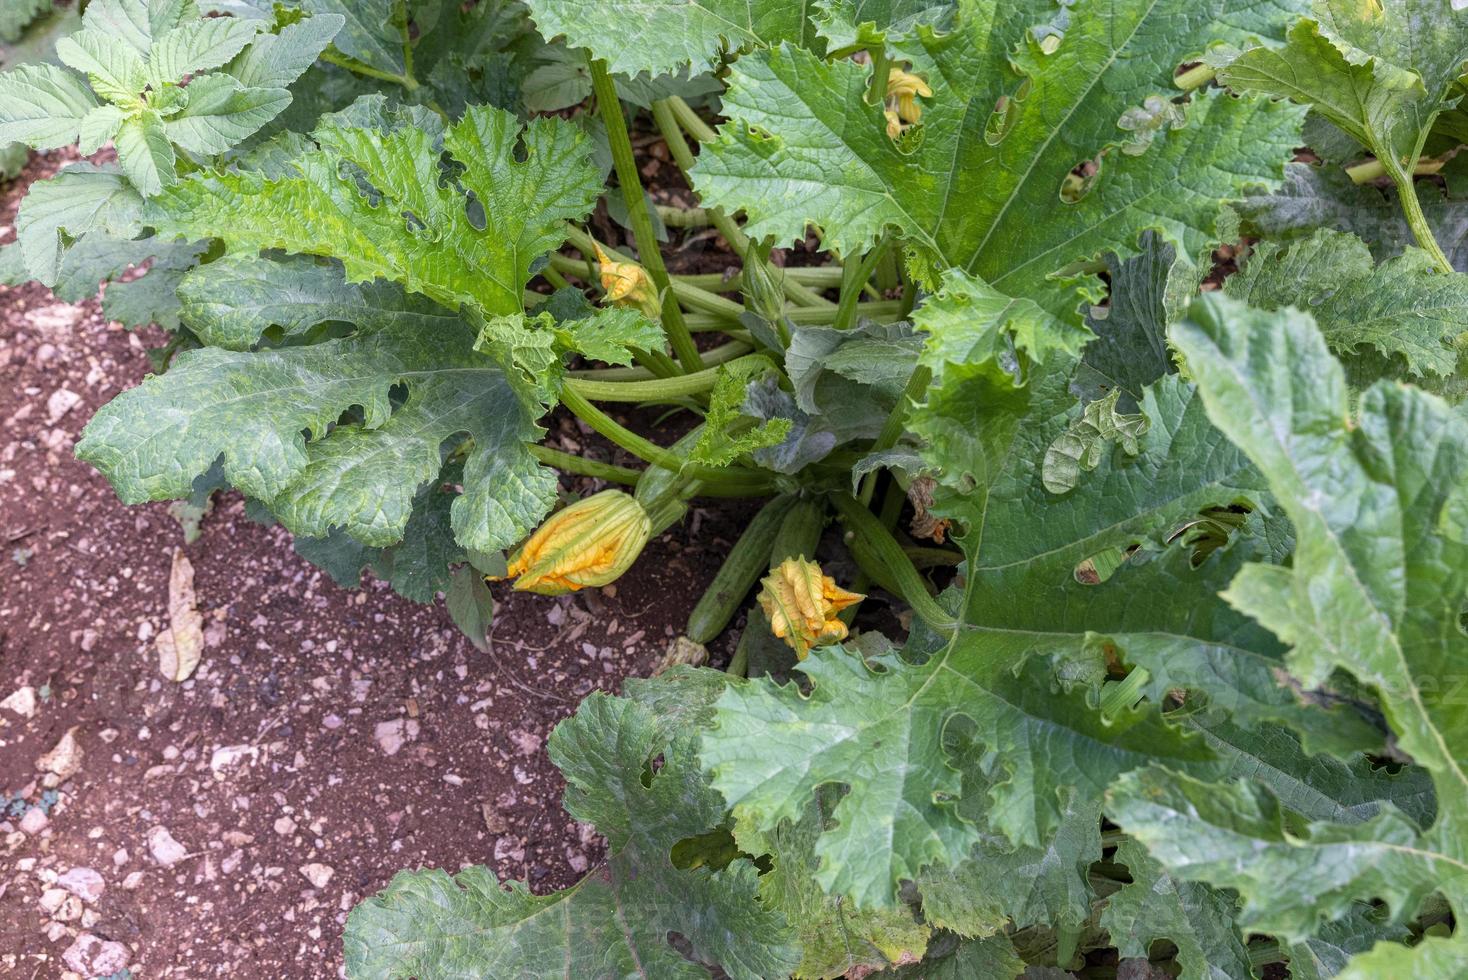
[887, 68, 932, 125]
[502, 490, 652, 595]
[758, 557, 865, 660]
[594, 243, 661, 319]
[885, 109, 903, 140]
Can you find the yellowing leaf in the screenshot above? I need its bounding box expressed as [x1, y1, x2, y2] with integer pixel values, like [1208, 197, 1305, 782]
[156, 547, 203, 682]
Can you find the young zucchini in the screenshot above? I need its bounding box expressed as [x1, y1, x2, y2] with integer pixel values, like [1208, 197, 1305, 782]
[685, 494, 797, 644]
[768, 497, 826, 567]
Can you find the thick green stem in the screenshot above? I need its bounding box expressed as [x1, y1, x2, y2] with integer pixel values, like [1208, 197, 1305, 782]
[1346, 155, 1445, 184]
[564, 356, 762, 402]
[319, 50, 412, 88]
[559, 384, 771, 489]
[527, 445, 641, 485]
[655, 98, 833, 309]
[656, 205, 711, 228]
[1382, 154, 1455, 273]
[688, 299, 903, 332]
[858, 364, 931, 506]
[588, 59, 703, 372]
[867, 47, 892, 104]
[831, 493, 956, 636]
[833, 236, 894, 330]
[672, 267, 845, 292]
[570, 340, 752, 381]
[1173, 63, 1216, 91]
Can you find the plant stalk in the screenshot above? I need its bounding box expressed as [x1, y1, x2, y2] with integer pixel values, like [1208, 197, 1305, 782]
[564, 357, 762, 403]
[1381, 153, 1455, 273]
[857, 364, 931, 506]
[527, 445, 641, 485]
[559, 384, 771, 490]
[570, 340, 752, 381]
[833, 235, 894, 330]
[588, 58, 703, 372]
[1173, 63, 1216, 91]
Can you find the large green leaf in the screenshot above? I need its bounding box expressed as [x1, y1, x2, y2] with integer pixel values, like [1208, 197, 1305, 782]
[911, 270, 1373, 756]
[176, 252, 461, 349]
[812, 0, 957, 51]
[1221, 0, 1468, 162]
[705, 645, 1222, 910]
[914, 789, 1102, 935]
[1110, 293, 1468, 968]
[344, 693, 800, 979]
[1225, 228, 1468, 378]
[694, 0, 1303, 324]
[0, 0, 340, 195]
[76, 317, 555, 553]
[148, 102, 601, 318]
[1101, 839, 1255, 980]
[754, 787, 934, 978]
[523, 0, 817, 77]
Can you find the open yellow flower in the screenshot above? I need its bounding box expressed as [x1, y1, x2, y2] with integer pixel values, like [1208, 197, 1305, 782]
[594, 243, 661, 319]
[758, 557, 865, 660]
[502, 490, 652, 595]
[887, 68, 932, 125]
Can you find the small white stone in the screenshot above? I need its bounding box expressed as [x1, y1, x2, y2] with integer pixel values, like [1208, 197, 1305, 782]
[56, 867, 105, 904]
[0, 686, 36, 718]
[19, 807, 48, 834]
[299, 863, 334, 889]
[46, 388, 82, 424]
[62, 934, 130, 976]
[273, 815, 297, 836]
[209, 744, 258, 774]
[146, 826, 188, 867]
[374, 718, 419, 756]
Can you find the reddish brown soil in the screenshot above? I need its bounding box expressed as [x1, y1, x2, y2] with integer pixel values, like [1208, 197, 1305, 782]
[0, 152, 747, 978]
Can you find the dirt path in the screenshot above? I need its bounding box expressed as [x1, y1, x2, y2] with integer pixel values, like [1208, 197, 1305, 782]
[0, 154, 745, 978]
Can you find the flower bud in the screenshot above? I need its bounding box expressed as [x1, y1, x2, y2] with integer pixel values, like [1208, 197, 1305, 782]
[503, 490, 652, 595]
[594, 243, 662, 319]
[741, 241, 787, 324]
[757, 557, 865, 660]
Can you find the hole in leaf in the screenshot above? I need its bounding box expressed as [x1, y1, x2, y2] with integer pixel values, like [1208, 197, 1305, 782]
[1074, 544, 1138, 585]
[1060, 157, 1100, 204]
[985, 94, 1018, 145]
[669, 826, 745, 872]
[1167, 503, 1252, 567]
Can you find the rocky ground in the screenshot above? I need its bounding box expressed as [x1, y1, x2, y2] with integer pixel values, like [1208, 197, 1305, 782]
[0, 153, 749, 978]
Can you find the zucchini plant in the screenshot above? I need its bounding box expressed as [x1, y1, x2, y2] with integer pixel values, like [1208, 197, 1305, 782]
[5, 0, 1468, 976]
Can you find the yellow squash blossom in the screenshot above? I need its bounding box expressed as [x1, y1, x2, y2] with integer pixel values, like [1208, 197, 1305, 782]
[501, 490, 652, 595]
[887, 68, 932, 125]
[758, 557, 865, 660]
[594, 243, 661, 319]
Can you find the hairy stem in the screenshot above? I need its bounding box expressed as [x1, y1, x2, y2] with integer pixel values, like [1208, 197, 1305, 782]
[570, 340, 752, 381]
[564, 356, 762, 403]
[857, 364, 931, 506]
[1173, 62, 1216, 91]
[588, 59, 703, 372]
[1382, 154, 1455, 273]
[527, 445, 641, 485]
[559, 384, 771, 490]
[833, 235, 894, 330]
[1346, 155, 1445, 184]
